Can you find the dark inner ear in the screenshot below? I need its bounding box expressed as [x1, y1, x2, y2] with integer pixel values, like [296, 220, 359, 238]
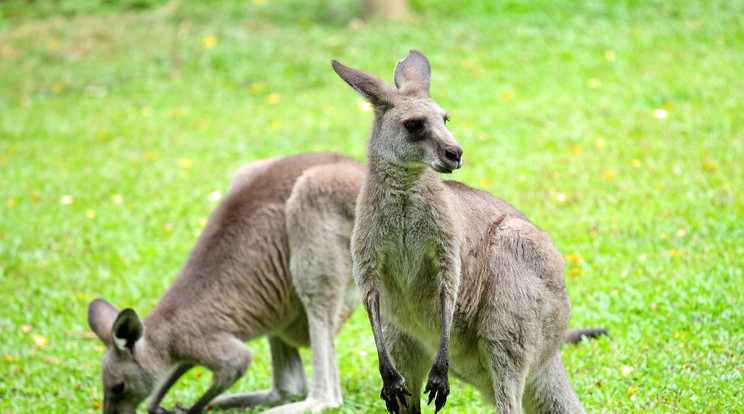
[112, 309, 143, 353]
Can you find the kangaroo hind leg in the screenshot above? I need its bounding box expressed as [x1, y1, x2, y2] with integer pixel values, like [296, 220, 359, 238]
[384, 321, 432, 414]
[209, 336, 305, 410]
[523, 350, 586, 414]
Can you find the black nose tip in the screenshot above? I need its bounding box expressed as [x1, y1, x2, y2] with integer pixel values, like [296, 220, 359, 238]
[444, 147, 462, 164]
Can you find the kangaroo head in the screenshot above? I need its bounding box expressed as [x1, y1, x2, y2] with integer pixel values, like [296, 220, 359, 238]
[332, 50, 462, 173]
[88, 299, 158, 414]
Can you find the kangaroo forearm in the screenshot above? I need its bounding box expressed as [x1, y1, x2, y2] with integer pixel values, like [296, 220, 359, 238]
[363, 289, 394, 372]
[436, 287, 454, 360]
[423, 288, 453, 413]
[147, 363, 194, 413]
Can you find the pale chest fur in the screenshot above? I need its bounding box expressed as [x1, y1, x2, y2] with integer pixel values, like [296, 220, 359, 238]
[357, 184, 461, 340]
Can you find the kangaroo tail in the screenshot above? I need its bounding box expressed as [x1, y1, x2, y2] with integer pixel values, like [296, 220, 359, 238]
[563, 328, 609, 345]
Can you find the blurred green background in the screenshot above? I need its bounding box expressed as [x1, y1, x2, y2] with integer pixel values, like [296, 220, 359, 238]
[1, 0, 742, 412]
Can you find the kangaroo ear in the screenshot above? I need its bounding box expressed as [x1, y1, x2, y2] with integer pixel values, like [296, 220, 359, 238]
[393, 49, 431, 97]
[112, 309, 143, 354]
[332, 59, 397, 108]
[88, 298, 120, 349]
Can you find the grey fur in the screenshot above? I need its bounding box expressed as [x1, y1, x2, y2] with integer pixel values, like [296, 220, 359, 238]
[88, 153, 365, 414]
[333, 50, 591, 413]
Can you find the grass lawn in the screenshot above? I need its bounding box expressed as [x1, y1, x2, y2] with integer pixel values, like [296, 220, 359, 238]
[1, 0, 742, 412]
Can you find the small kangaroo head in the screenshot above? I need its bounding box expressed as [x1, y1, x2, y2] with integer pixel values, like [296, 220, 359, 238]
[88, 299, 157, 414]
[332, 50, 462, 173]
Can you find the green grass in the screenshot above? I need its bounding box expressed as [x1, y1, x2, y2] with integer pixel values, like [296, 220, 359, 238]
[1, 0, 742, 412]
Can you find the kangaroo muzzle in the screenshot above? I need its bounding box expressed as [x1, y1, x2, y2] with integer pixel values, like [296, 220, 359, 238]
[439, 145, 463, 172]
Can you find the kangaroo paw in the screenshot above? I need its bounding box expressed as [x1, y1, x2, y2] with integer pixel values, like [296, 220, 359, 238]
[380, 374, 411, 414]
[423, 369, 449, 413]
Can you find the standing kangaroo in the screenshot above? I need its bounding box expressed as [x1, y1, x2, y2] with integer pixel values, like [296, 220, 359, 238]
[88, 152, 365, 414]
[333, 50, 599, 414]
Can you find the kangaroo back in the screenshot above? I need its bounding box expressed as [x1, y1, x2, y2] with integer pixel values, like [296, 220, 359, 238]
[88, 152, 365, 414]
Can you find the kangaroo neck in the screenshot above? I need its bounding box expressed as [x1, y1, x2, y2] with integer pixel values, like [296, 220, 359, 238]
[366, 157, 433, 191]
[141, 309, 177, 370]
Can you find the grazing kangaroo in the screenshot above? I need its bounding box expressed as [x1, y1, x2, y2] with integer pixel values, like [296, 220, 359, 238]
[333, 50, 602, 414]
[88, 152, 365, 414]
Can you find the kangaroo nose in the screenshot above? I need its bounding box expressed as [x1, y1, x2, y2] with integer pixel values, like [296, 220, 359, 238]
[444, 147, 463, 165]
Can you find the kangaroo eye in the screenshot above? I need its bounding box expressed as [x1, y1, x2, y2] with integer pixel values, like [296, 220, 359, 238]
[403, 119, 423, 131]
[111, 382, 125, 395]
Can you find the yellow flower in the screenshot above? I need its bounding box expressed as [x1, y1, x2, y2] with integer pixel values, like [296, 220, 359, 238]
[595, 136, 607, 148]
[566, 253, 584, 265]
[51, 82, 65, 94]
[480, 178, 491, 187]
[669, 249, 682, 258]
[572, 146, 583, 155]
[61, 195, 73, 205]
[179, 158, 193, 169]
[267, 93, 280, 105]
[111, 194, 123, 204]
[620, 365, 633, 375]
[6, 198, 15, 208]
[49, 38, 60, 51]
[34, 335, 48, 348]
[270, 120, 282, 130]
[653, 109, 668, 119]
[203, 35, 218, 49]
[501, 91, 513, 101]
[556, 192, 566, 202]
[248, 83, 262, 95]
[357, 100, 372, 112]
[85, 210, 96, 219]
[601, 170, 614, 180]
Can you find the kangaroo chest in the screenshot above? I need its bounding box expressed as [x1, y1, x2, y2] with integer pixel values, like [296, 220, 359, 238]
[372, 201, 448, 335]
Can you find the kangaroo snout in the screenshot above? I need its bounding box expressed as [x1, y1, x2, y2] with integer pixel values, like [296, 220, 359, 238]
[440, 145, 463, 172]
